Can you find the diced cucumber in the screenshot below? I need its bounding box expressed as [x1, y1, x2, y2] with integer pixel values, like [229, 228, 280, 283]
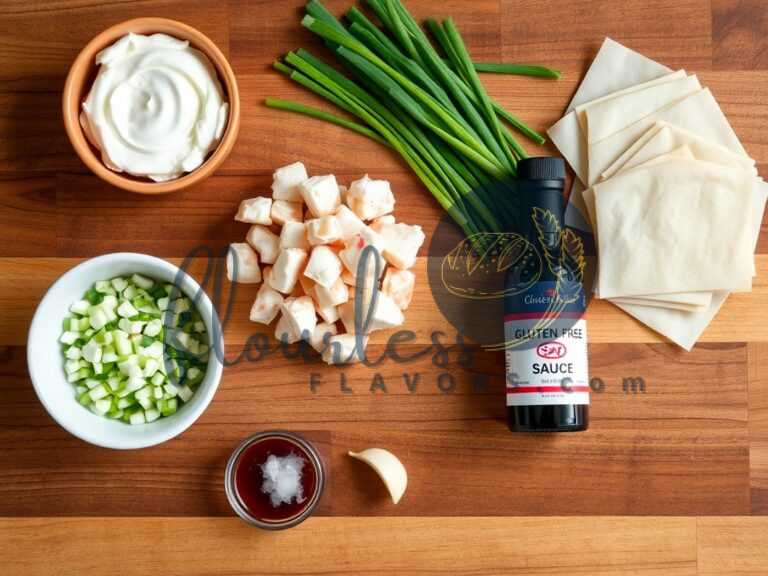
[84, 378, 101, 390]
[60, 331, 80, 346]
[123, 284, 138, 300]
[63, 273, 209, 425]
[129, 411, 146, 425]
[65, 359, 81, 375]
[113, 331, 133, 356]
[161, 398, 178, 416]
[101, 294, 118, 310]
[138, 397, 154, 410]
[70, 300, 91, 316]
[102, 306, 118, 323]
[117, 300, 139, 319]
[118, 356, 138, 375]
[88, 309, 108, 330]
[131, 274, 154, 290]
[116, 397, 136, 410]
[82, 340, 102, 363]
[86, 289, 104, 305]
[144, 359, 160, 378]
[177, 386, 194, 403]
[92, 398, 112, 414]
[68, 367, 92, 382]
[163, 383, 179, 397]
[102, 350, 118, 364]
[88, 384, 109, 401]
[143, 319, 162, 338]
[145, 341, 164, 359]
[111, 277, 129, 292]
[132, 297, 152, 309]
[144, 409, 160, 423]
[186, 366, 202, 381]
[169, 298, 190, 315]
[126, 377, 146, 393]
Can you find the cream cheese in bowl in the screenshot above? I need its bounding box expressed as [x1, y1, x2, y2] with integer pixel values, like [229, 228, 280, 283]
[80, 33, 229, 182]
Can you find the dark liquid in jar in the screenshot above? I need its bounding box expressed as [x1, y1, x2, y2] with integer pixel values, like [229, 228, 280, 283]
[234, 436, 318, 522]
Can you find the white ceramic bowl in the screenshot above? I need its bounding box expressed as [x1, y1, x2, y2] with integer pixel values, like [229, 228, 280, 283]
[28, 253, 223, 449]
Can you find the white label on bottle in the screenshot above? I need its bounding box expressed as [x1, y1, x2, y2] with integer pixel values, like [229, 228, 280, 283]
[505, 317, 589, 406]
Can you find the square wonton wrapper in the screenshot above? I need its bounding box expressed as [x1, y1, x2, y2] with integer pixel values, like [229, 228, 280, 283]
[564, 38, 673, 115]
[581, 74, 699, 144]
[602, 121, 756, 181]
[550, 41, 674, 182]
[594, 159, 754, 298]
[612, 177, 766, 350]
[586, 88, 748, 186]
[552, 37, 673, 229]
[549, 71, 687, 186]
[584, 148, 719, 308]
[607, 296, 709, 312]
[586, 121, 762, 285]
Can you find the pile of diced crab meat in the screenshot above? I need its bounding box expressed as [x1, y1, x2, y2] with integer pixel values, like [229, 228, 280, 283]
[227, 162, 425, 364]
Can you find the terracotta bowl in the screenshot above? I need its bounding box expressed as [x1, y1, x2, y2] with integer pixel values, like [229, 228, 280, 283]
[62, 18, 240, 194]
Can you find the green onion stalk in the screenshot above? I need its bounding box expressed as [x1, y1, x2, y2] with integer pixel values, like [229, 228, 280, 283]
[267, 0, 561, 237]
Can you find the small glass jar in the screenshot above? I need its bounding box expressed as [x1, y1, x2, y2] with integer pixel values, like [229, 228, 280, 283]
[224, 430, 325, 530]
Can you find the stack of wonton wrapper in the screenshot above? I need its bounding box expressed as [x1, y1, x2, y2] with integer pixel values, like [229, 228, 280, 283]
[548, 38, 767, 350]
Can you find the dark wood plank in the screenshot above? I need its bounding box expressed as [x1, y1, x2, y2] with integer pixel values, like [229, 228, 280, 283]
[0, 0, 229, 172]
[55, 168, 445, 257]
[499, 0, 711, 73]
[697, 72, 768, 166]
[1, 342, 749, 516]
[3, 257, 768, 348]
[229, 0, 501, 77]
[748, 343, 768, 514]
[0, 517, 699, 576]
[56, 172, 255, 258]
[712, 0, 768, 70]
[0, 173, 56, 256]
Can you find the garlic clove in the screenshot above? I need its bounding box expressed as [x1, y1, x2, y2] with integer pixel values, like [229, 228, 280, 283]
[348, 447, 407, 504]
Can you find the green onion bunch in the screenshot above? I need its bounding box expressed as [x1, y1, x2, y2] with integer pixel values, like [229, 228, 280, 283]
[267, 0, 561, 236]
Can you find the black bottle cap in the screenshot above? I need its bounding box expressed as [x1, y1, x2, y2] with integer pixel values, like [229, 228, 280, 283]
[516, 157, 566, 182]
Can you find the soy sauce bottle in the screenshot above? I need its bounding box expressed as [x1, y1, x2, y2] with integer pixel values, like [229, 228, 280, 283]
[504, 157, 589, 432]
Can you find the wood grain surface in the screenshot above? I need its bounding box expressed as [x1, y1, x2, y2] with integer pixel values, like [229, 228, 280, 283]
[1, 0, 767, 574]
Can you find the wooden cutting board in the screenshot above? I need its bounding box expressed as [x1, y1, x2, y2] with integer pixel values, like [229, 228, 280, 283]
[1, 0, 767, 574]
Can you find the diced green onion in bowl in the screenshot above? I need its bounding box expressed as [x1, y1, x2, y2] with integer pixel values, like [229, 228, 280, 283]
[60, 273, 209, 425]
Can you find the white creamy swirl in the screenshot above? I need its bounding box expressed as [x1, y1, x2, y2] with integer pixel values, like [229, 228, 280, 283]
[80, 33, 229, 182]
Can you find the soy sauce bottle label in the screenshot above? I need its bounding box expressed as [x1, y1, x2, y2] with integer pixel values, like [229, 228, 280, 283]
[503, 156, 590, 431]
[504, 281, 589, 406]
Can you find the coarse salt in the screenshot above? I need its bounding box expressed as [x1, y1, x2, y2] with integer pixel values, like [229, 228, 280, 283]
[260, 453, 306, 507]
